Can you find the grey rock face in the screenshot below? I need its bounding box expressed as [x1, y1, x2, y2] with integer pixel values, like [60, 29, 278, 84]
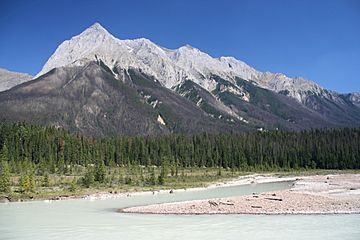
[0, 68, 33, 92]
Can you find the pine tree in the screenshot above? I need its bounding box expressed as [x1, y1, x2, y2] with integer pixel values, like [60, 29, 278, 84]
[158, 166, 165, 185]
[82, 166, 94, 188]
[147, 167, 156, 185]
[0, 161, 11, 193]
[94, 160, 106, 183]
[42, 172, 50, 187]
[29, 172, 35, 192]
[0, 144, 9, 162]
[69, 178, 77, 192]
[19, 174, 30, 193]
[0, 144, 11, 192]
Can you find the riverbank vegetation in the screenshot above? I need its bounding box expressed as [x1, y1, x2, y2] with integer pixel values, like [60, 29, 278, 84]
[0, 121, 359, 201]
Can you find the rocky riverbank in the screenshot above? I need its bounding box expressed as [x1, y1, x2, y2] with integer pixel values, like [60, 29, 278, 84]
[120, 174, 360, 215]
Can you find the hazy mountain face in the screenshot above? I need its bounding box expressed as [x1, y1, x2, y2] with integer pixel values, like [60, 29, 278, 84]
[0, 23, 359, 136]
[0, 68, 33, 92]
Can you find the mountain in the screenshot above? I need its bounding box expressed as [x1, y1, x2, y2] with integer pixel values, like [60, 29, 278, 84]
[0, 68, 33, 92]
[0, 62, 253, 136]
[33, 23, 330, 103]
[343, 93, 360, 108]
[0, 23, 359, 136]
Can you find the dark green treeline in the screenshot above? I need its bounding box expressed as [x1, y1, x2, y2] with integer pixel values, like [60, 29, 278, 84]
[0, 121, 359, 173]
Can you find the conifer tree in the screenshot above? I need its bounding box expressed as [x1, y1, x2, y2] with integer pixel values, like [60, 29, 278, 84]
[158, 166, 165, 185]
[0, 160, 11, 193]
[19, 174, 30, 193]
[82, 166, 95, 188]
[69, 179, 77, 192]
[94, 159, 106, 183]
[0, 144, 11, 193]
[148, 167, 156, 186]
[42, 172, 50, 187]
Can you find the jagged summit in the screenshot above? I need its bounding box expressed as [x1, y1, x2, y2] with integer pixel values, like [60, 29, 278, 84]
[1, 23, 359, 136]
[34, 23, 346, 104]
[180, 44, 197, 50]
[35, 22, 126, 78]
[77, 22, 115, 41]
[88, 22, 108, 31]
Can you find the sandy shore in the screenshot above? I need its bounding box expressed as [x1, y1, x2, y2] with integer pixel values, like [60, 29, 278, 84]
[120, 174, 360, 215]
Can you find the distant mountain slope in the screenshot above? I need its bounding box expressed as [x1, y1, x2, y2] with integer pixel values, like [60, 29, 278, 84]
[342, 93, 360, 108]
[0, 62, 252, 136]
[0, 68, 33, 92]
[0, 23, 359, 136]
[0, 60, 345, 136]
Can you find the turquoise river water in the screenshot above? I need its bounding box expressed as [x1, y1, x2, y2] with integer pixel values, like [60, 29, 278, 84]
[0, 181, 359, 240]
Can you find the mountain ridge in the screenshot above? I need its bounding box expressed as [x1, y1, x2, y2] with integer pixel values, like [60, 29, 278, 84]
[0, 22, 359, 136]
[36, 23, 338, 104]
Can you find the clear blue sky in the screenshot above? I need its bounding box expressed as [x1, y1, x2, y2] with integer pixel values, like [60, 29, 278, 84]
[1, 0, 359, 93]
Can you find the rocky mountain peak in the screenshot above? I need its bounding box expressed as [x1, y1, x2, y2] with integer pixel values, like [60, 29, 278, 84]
[33, 23, 357, 106]
[88, 22, 108, 32]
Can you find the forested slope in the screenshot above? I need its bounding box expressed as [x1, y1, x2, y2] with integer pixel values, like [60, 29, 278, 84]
[0, 121, 359, 172]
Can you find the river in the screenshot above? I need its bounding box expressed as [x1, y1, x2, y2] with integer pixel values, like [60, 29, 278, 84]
[0, 181, 359, 240]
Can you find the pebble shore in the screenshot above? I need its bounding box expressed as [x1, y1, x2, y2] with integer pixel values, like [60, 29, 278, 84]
[120, 174, 360, 215]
